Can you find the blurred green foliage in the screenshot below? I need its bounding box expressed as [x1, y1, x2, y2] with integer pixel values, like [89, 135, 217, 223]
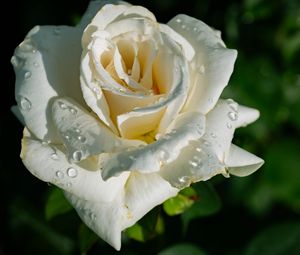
[2, 0, 300, 254]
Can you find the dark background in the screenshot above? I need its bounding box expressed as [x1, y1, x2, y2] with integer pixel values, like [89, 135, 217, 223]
[1, 0, 300, 254]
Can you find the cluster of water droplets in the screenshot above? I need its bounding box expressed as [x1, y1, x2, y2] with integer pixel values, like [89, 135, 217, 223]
[165, 140, 224, 189]
[56, 101, 88, 163]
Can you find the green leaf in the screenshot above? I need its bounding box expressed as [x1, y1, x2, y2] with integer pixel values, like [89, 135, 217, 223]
[45, 187, 73, 220]
[78, 224, 99, 254]
[125, 207, 164, 242]
[181, 182, 221, 231]
[163, 194, 194, 216]
[245, 222, 300, 255]
[158, 243, 207, 255]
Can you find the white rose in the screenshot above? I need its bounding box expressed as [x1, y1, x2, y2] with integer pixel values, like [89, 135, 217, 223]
[11, 0, 264, 250]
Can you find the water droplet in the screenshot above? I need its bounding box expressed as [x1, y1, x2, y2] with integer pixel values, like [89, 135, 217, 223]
[199, 65, 205, 74]
[74, 128, 81, 133]
[227, 99, 238, 112]
[56, 171, 64, 178]
[193, 27, 198, 32]
[228, 111, 238, 121]
[19, 96, 32, 111]
[89, 212, 96, 220]
[196, 147, 202, 152]
[69, 107, 77, 115]
[204, 141, 211, 147]
[226, 122, 232, 129]
[189, 160, 198, 168]
[67, 167, 78, 178]
[66, 182, 72, 187]
[58, 101, 67, 109]
[19, 38, 37, 53]
[53, 27, 61, 35]
[51, 152, 59, 160]
[33, 62, 39, 67]
[77, 135, 86, 143]
[159, 149, 169, 161]
[72, 150, 83, 162]
[24, 71, 31, 79]
[11, 55, 24, 68]
[64, 134, 70, 140]
[210, 132, 217, 138]
[181, 24, 186, 29]
[176, 18, 181, 23]
[179, 176, 190, 184]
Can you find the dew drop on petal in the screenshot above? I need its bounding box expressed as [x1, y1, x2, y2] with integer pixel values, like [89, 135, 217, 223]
[67, 167, 78, 178]
[77, 135, 86, 143]
[199, 65, 205, 74]
[24, 71, 31, 79]
[51, 152, 59, 160]
[176, 18, 181, 23]
[69, 107, 77, 115]
[74, 128, 81, 133]
[58, 101, 67, 109]
[228, 111, 238, 121]
[226, 122, 232, 129]
[72, 150, 83, 162]
[19, 96, 32, 111]
[159, 149, 169, 161]
[210, 132, 217, 138]
[64, 134, 70, 140]
[33, 62, 39, 68]
[11, 55, 24, 68]
[56, 170, 64, 178]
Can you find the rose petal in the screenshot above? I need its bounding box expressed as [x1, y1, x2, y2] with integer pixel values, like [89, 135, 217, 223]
[64, 172, 177, 250]
[225, 144, 264, 176]
[12, 25, 84, 142]
[51, 97, 145, 162]
[235, 104, 260, 128]
[168, 14, 237, 114]
[101, 111, 205, 180]
[159, 140, 226, 189]
[80, 44, 119, 133]
[202, 99, 260, 162]
[82, 3, 156, 49]
[21, 132, 129, 202]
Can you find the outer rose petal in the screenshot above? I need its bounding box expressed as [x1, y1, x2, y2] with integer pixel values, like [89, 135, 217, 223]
[21, 131, 129, 202]
[225, 144, 264, 177]
[64, 172, 178, 250]
[168, 14, 237, 114]
[202, 99, 260, 162]
[12, 25, 84, 142]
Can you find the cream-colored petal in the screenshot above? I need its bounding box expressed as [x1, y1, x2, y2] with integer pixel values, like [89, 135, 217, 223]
[51, 97, 145, 162]
[159, 140, 226, 189]
[82, 4, 130, 48]
[80, 50, 118, 133]
[201, 99, 238, 162]
[21, 135, 129, 202]
[12, 25, 84, 142]
[225, 144, 264, 177]
[235, 104, 260, 128]
[64, 171, 177, 250]
[202, 99, 260, 162]
[101, 112, 205, 180]
[168, 14, 237, 114]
